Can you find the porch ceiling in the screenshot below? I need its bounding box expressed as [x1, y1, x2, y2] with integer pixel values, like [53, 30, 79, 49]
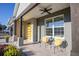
[23, 3, 70, 21]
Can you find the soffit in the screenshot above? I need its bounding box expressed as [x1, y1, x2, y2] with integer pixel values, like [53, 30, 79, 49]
[23, 3, 70, 21]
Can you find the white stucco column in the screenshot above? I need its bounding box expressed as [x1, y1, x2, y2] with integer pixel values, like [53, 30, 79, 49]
[64, 22, 72, 55]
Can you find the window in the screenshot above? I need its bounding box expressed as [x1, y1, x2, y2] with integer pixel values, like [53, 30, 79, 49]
[45, 18, 53, 36]
[46, 19, 53, 28]
[46, 28, 52, 36]
[54, 15, 64, 37]
[45, 15, 64, 39]
[54, 27, 64, 37]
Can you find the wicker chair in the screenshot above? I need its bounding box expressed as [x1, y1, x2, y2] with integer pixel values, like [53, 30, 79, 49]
[40, 36, 49, 47]
[40, 36, 54, 48]
[52, 37, 63, 54]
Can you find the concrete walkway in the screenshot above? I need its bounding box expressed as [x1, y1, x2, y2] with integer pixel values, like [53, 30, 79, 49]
[22, 43, 68, 56]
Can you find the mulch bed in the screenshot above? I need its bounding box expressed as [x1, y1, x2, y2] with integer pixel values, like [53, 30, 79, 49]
[0, 44, 8, 56]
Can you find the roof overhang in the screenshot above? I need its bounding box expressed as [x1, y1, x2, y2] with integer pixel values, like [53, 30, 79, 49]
[15, 3, 39, 20]
[22, 3, 70, 21]
[7, 3, 38, 26]
[8, 3, 70, 26]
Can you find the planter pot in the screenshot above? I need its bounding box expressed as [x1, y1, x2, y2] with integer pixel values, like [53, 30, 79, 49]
[6, 39, 9, 43]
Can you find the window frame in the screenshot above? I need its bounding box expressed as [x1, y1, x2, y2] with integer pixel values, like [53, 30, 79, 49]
[45, 14, 64, 39]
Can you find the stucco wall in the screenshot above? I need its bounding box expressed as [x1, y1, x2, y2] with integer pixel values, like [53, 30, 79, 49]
[16, 19, 20, 37]
[24, 21, 27, 39]
[70, 4, 79, 55]
[22, 21, 25, 39]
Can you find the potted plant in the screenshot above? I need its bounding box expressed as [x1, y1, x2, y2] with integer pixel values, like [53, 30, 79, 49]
[4, 35, 10, 43]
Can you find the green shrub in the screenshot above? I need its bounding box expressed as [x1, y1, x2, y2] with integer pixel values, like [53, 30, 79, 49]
[4, 35, 10, 39]
[4, 45, 22, 56]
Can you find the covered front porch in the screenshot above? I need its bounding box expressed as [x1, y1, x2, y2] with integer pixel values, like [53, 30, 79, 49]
[8, 3, 79, 55]
[9, 3, 71, 55]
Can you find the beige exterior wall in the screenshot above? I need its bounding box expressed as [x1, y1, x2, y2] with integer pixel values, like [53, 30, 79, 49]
[22, 22, 24, 37]
[70, 3, 79, 55]
[24, 21, 27, 39]
[16, 19, 20, 37]
[15, 19, 25, 38]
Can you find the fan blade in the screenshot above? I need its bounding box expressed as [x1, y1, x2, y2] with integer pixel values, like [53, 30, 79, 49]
[41, 11, 45, 14]
[39, 9, 44, 11]
[47, 8, 52, 11]
[47, 11, 51, 14]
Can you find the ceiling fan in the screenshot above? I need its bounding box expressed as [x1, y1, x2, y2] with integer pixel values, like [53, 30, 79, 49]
[40, 8, 52, 14]
[39, 4, 52, 14]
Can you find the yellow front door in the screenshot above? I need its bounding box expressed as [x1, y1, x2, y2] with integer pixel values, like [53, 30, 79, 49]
[27, 23, 32, 40]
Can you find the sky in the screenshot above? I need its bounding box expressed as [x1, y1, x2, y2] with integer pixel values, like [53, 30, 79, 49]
[0, 3, 15, 26]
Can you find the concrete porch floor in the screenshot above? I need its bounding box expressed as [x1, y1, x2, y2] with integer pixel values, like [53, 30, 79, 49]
[21, 43, 69, 56]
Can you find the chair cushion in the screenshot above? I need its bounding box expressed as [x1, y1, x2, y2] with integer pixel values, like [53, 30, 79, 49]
[54, 37, 63, 47]
[41, 36, 48, 43]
